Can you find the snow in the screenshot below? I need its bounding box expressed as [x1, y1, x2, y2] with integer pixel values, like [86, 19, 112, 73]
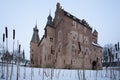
[92, 42, 102, 48]
[0, 64, 120, 80]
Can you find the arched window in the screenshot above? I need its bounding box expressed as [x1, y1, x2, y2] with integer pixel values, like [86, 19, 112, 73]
[72, 44, 76, 52]
[58, 30, 62, 42]
[85, 47, 89, 55]
[73, 34, 78, 41]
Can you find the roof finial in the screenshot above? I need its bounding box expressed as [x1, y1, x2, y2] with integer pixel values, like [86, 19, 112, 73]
[49, 10, 51, 16]
[35, 20, 37, 28]
[47, 10, 53, 26]
[56, 2, 60, 9]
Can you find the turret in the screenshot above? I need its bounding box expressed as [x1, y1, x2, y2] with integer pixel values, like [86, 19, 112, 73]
[31, 24, 40, 43]
[30, 24, 40, 66]
[45, 14, 55, 38]
[46, 14, 54, 27]
[92, 29, 98, 43]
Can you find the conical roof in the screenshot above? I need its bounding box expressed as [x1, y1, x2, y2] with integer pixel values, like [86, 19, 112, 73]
[31, 24, 40, 43]
[46, 14, 54, 27]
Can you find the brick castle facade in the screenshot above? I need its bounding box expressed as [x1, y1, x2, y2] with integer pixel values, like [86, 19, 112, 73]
[30, 3, 102, 69]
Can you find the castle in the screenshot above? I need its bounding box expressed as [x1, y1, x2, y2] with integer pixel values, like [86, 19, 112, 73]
[30, 3, 102, 69]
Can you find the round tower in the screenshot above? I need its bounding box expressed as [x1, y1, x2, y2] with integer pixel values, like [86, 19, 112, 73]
[30, 24, 40, 66]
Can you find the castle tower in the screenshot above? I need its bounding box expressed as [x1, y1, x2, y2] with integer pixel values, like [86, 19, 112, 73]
[30, 24, 40, 66]
[44, 13, 54, 37]
[41, 14, 55, 67]
[92, 29, 98, 43]
[30, 3, 102, 69]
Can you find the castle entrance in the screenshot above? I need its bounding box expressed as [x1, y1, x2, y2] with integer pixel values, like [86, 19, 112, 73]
[92, 61, 97, 70]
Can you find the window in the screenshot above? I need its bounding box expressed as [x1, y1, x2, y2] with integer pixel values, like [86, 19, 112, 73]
[50, 37, 53, 42]
[58, 43, 62, 49]
[83, 36, 85, 43]
[58, 43, 62, 52]
[84, 27, 87, 33]
[83, 36, 89, 45]
[67, 13, 70, 16]
[79, 34, 83, 42]
[85, 47, 89, 55]
[72, 21, 76, 29]
[71, 31, 78, 41]
[64, 60, 65, 64]
[45, 28, 47, 38]
[90, 59, 91, 64]
[58, 30, 62, 41]
[86, 37, 89, 45]
[45, 55, 46, 61]
[73, 34, 78, 41]
[71, 60, 72, 64]
[72, 44, 76, 49]
[51, 46, 55, 54]
[78, 24, 82, 29]
[42, 45, 46, 56]
[72, 44, 76, 52]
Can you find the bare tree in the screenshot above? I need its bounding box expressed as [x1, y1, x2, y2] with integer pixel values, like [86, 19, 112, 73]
[82, 53, 86, 80]
[31, 68, 33, 80]
[5, 27, 9, 80]
[23, 65, 26, 79]
[0, 33, 5, 79]
[10, 29, 15, 80]
[50, 68, 54, 80]
[16, 44, 21, 80]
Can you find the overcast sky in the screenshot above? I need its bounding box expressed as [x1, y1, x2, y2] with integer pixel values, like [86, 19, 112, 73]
[0, 0, 120, 60]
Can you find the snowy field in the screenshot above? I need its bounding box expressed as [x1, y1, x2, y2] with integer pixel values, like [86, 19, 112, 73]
[0, 64, 120, 80]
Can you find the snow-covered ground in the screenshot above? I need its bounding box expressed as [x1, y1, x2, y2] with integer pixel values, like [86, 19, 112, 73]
[0, 64, 120, 80]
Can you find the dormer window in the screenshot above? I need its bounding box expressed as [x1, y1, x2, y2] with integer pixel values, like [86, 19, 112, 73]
[72, 20, 76, 29]
[73, 16, 76, 20]
[67, 13, 70, 16]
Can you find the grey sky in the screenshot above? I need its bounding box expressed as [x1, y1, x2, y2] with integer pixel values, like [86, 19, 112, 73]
[0, 0, 120, 59]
